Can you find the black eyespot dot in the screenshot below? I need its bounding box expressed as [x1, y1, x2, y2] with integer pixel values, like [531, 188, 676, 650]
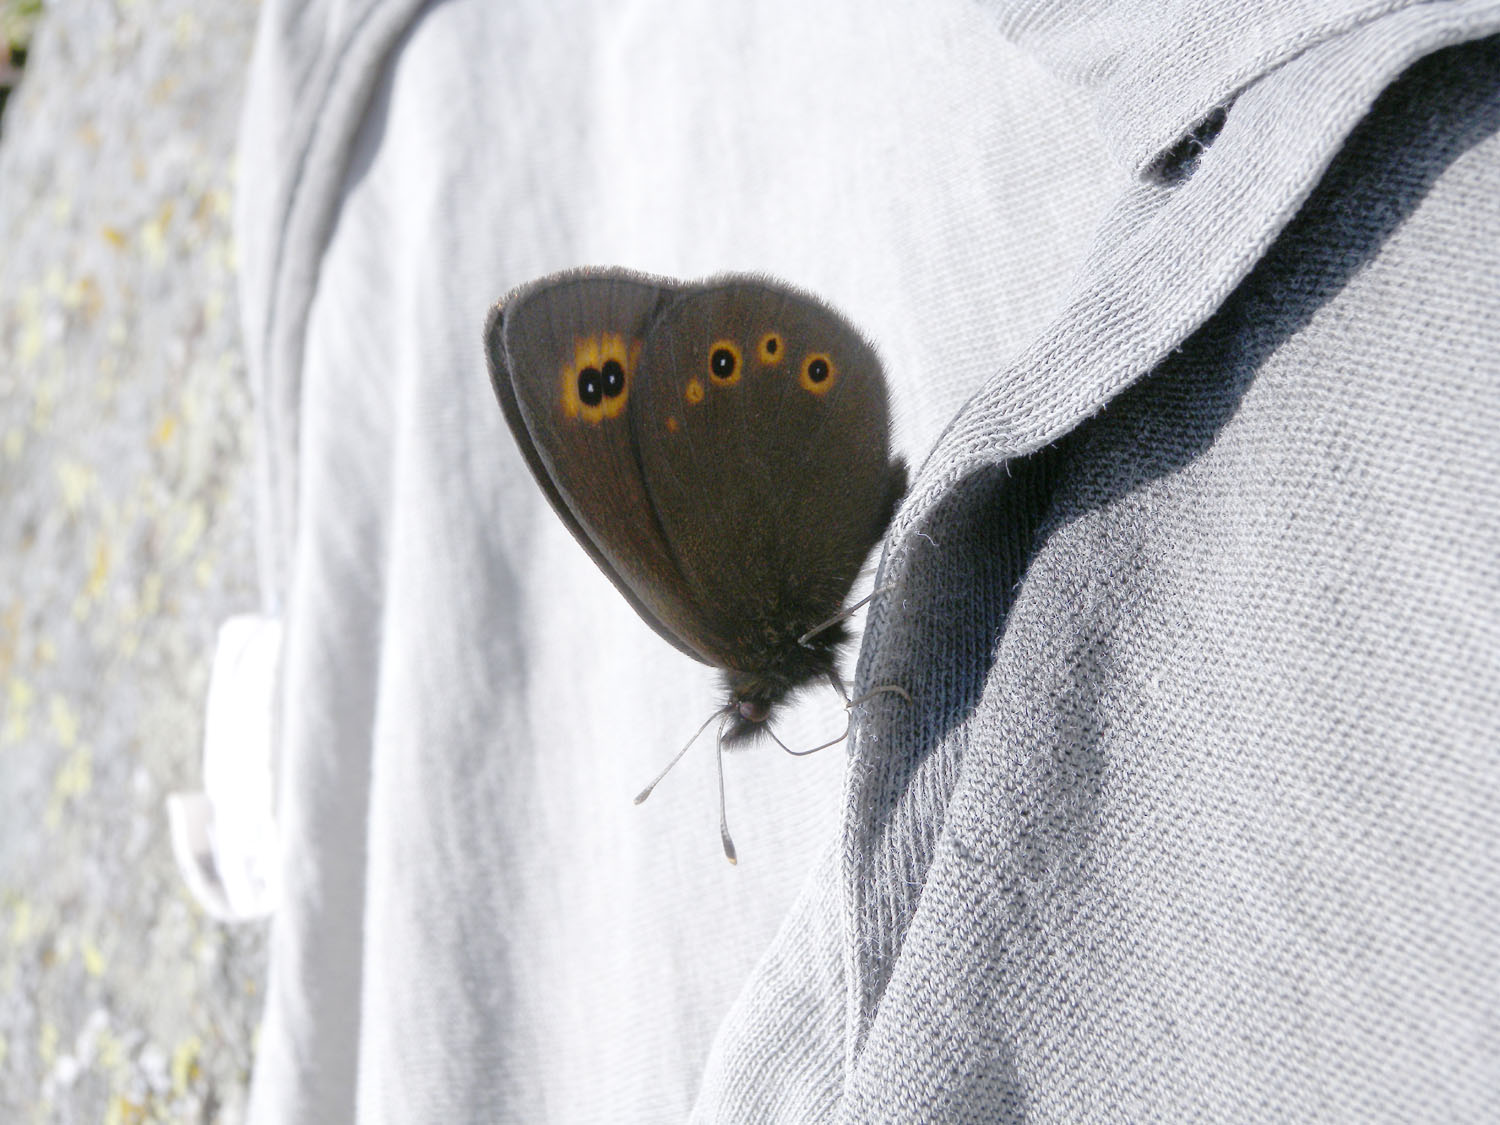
[601, 359, 625, 397]
[577, 366, 603, 407]
[711, 347, 737, 380]
[764, 336, 778, 355]
[806, 357, 830, 383]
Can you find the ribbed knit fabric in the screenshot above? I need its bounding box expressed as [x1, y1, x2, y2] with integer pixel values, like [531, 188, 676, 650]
[827, 39, 1500, 1120]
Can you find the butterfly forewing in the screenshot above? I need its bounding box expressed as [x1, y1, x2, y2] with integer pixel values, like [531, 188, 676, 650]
[487, 270, 732, 665]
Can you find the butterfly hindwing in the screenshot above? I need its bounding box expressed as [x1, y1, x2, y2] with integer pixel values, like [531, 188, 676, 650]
[629, 279, 906, 674]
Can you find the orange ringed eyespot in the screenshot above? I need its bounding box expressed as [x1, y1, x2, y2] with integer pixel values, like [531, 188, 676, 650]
[708, 340, 742, 383]
[799, 352, 835, 394]
[563, 333, 636, 422]
[757, 332, 784, 365]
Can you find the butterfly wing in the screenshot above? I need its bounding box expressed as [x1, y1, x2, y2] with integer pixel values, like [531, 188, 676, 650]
[629, 279, 907, 675]
[486, 268, 733, 665]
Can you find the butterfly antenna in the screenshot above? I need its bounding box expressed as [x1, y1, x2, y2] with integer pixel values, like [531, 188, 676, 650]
[715, 712, 737, 864]
[634, 706, 731, 806]
[798, 583, 895, 648]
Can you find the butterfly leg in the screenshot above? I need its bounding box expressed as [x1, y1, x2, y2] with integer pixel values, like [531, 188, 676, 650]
[797, 583, 896, 648]
[831, 668, 914, 712]
[847, 683, 913, 709]
[764, 714, 852, 758]
[762, 673, 913, 758]
[826, 668, 850, 704]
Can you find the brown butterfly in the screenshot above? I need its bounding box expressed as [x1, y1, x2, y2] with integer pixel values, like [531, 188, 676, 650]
[485, 268, 907, 859]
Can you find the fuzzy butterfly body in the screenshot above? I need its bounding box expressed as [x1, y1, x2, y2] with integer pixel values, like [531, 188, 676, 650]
[484, 267, 907, 743]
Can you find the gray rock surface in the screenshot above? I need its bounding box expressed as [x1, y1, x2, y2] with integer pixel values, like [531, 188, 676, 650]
[0, 2, 266, 1120]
